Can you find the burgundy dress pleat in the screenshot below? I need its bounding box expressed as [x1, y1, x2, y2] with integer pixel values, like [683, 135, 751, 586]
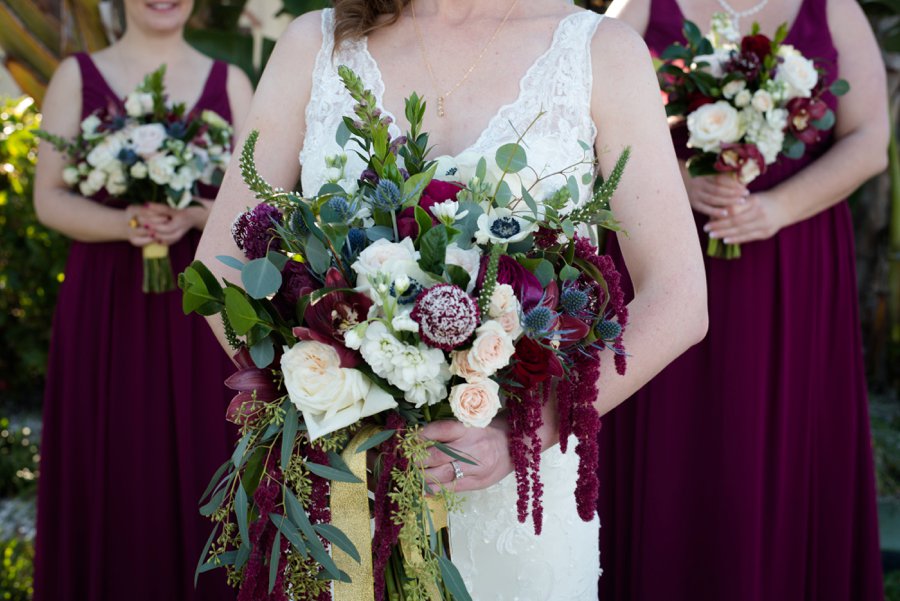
[33, 53, 237, 601]
[597, 0, 884, 599]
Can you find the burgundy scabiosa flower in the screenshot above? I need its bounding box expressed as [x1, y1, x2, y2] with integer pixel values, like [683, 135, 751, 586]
[410, 283, 480, 350]
[232, 203, 283, 260]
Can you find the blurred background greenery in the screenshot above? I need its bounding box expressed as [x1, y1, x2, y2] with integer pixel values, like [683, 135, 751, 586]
[0, 0, 896, 598]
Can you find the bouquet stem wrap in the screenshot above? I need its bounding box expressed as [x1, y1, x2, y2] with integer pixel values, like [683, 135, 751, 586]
[400, 497, 448, 600]
[332, 426, 378, 601]
[706, 237, 742, 260]
[142, 243, 175, 293]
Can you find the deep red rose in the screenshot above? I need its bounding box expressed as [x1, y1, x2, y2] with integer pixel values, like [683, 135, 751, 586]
[476, 255, 544, 311]
[741, 34, 772, 63]
[508, 337, 564, 388]
[397, 179, 464, 239]
[224, 347, 281, 425]
[686, 92, 716, 113]
[787, 97, 829, 145]
[714, 143, 766, 184]
[295, 267, 371, 368]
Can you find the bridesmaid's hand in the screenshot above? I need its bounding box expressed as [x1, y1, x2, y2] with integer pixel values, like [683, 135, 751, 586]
[684, 172, 748, 218]
[705, 191, 789, 245]
[420, 418, 514, 494]
[124, 204, 167, 247]
[149, 200, 212, 245]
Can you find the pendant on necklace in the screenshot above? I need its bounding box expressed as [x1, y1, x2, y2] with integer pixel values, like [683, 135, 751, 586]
[437, 95, 445, 118]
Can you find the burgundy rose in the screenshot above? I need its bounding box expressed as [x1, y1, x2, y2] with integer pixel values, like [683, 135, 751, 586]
[397, 179, 464, 239]
[714, 143, 766, 185]
[686, 91, 716, 113]
[273, 260, 319, 317]
[224, 347, 281, 425]
[508, 337, 564, 388]
[741, 34, 772, 64]
[476, 255, 544, 311]
[787, 97, 829, 145]
[293, 267, 371, 368]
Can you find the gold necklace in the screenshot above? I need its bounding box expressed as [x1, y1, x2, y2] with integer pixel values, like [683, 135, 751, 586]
[410, 0, 521, 117]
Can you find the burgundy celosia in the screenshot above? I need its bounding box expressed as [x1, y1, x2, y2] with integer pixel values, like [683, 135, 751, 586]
[505, 382, 548, 535]
[239, 464, 289, 601]
[372, 413, 406, 601]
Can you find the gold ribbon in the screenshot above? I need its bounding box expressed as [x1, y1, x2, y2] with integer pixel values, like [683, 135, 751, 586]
[400, 497, 448, 600]
[332, 425, 378, 601]
[142, 242, 169, 259]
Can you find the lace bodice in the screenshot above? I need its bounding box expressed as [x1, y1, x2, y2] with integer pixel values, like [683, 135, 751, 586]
[300, 9, 604, 207]
[300, 9, 606, 600]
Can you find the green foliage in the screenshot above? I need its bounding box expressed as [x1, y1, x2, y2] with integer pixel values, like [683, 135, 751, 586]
[0, 538, 34, 601]
[0, 418, 39, 499]
[0, 97, 68, 407]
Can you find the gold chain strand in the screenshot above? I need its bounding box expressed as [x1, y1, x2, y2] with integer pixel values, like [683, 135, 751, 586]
[411, 0, 521, 117]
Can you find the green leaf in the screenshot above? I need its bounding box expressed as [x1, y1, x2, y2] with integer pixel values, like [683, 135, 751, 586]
[199, 486, 227, 517]
[560, 264, 580, 281]
[224, 287, 259, 335]
[438, 555, 473, 601]
[495, 143, 527, 173]
[521, 188, 539, 218]
[782, 136, 806, 160]
[566, 176, 580, 205]
[414, 205, 433, 239]
[304, 235, 331, 274]
[242, 257, 282, 299]
[335, 120, 352, 147]
[475, 156, 487, 181]
[235, 544, 250, 570]
[232, 431, 253, 469]
[495, 180, 513, 207]
[366, 225, 394, 242]
[561, 219, 576, 239]
[268, 531, 281, 594]
[266, 252, 290, 271]
[194, 526, 219, 586]
[446, 264, 471, 291]
[250, 336, 275, 368]
[433, 441, 478, 466]
[811, 108, 836, 131]
[314, 523, 361, 563]
[660, 44, 693, 61]
[217, 254, 245, 270]
[683, 19, 703, 49]
[305, 461, 363, 483]
[418, 224, 448, 275]
[354, 429, 396, 453]
[829, 79, 850, 96]
[402, 163, 438, 204]
[284, 486, 344, 580]
[533, 259, 555, 288]
[235, 483, 250, 547]
[199, 460, 233, 504]
[271, 514, 307, 557]
[281, 404, 298, 471]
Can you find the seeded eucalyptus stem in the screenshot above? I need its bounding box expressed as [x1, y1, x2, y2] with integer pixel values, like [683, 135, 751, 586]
[477, 244, 503, 317]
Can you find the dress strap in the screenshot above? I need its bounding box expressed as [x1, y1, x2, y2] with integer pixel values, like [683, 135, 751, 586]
[73, 52, 123, 119]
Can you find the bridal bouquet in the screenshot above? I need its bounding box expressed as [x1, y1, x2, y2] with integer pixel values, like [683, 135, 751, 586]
[37, 66, 233, 291]
[181, 66, 628, 600]
[657, 13, 848, 259]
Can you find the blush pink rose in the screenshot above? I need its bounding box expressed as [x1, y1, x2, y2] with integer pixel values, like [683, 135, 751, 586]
[449, 349, 487, 382]
[449, 380, 502, 428]
[467, 321, 516, 376]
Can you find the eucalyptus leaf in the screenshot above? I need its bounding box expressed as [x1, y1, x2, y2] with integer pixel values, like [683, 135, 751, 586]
[433, 441, 478, 466]
[235, 484, 250, 547]
[495, 143, 527, 173]
[242, 257, 282, 299]
[521, 188, 539, 219]
[306, 461, 363, 483]
[782, 137, 806, 160]
[438, 555, 473, 601]
[194, 526, 219, 586]
[250, 336, 275, 368]
[811, 109, 835, 131]
[199, 487, 227, 517]
[304, 235, 331, 274]
[475, 156, 487, 181]
[560, 264, 580, 281]
[335, 120, 352, 147]
[199, 460, 233, 504]
[281, 404, 299, 471]
[533, 259, 555, 288]
[217, 254, 245, 270]
[272, 514, 307, 557]
[366, 225, 394, 242]
[231, 430, 253, 470]
[354, 429, 396, 454]
[495, 180, 513, 207]
[235, 543, 250, 570]
[561, 219, 576, 239]
[268, 531, 281, 594]
[314, 523, 361, 563]
[830, 79, 850, 96]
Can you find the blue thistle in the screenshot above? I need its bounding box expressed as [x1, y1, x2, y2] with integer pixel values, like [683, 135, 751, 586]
[326, 196, 353, 222]
[347, 228, 367, 254]
[596, 319, 622, 341]
[522, 306, 554, 336]
[288, 210, 309, 237]
[560, 287, 589, 315]
[369, 179, 403, 212]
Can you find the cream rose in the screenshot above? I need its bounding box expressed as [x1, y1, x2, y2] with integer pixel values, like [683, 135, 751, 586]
[751, 90, 775, 113]
[449, 380, 502, 428]
[62, 166, 80, 186]
[352, 238, 419, 283]
[105, 165, 128, 196]
[449, 349, 487, 382]
[488, 283, 518, 318]
[497, 310, 523, 339]
[281, 340, 397, 440]
[124, 92, 153, 118]
[722, 79, 746, 100]
[734, 89, 752, 108]
[467, 320, 515, 376]
[130, 162, 149, 179]
[131, 123, 168, 158]
[687, 101, 744, 153]
[147, 154, 177, 185]
[776, 53, 818, 100]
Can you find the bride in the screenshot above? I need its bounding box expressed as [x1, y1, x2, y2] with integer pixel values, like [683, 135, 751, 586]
[198, 0, 707, 598]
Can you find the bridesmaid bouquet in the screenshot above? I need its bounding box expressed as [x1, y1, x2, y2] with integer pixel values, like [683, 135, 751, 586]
[181, 66, 628, 600]
[657, 13, 849, 259]
[37, 66, 233, 292]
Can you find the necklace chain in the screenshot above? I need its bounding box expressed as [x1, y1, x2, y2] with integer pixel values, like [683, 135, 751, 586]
[411, 0, 520, 117]
[716, 0, 769, 30]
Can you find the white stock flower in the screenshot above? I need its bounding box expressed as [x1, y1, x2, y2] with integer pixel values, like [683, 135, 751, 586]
[734, 89, 752, 108]
[80, 115, 102, 136]
[449, 380, 502, 428]
[358, 321, 403, 379]
[687, 101, 744, 153]
[405, 377, 448, 408]
[444, 243, 481, 294]
[722, 79, 746, 100]
[169, 166, 196, 191]
[467, 320, 516, 376]
[775, 53, 818, 100]
[130, 162, 149, 179]
[131, 123, 168, 158]
[62, 166, 80, 186]
[147, 154, 177, 185]
[281, 341, 397, 441]
[387, 343, 445, 392]
[751, 90, 775, 113]
[475, 207, 536, 245]
[391, 312, 420, 333]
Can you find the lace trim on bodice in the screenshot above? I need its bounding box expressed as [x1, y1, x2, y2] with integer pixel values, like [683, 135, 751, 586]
[300, 9, 604, 200]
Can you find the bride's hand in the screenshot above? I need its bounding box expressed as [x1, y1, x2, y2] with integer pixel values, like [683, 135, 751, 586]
[420, 418, 514, 494]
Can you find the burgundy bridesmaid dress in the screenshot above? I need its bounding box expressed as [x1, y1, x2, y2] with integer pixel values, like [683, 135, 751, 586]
[597, 0, 885, 599]
[33, 53, 236, 601]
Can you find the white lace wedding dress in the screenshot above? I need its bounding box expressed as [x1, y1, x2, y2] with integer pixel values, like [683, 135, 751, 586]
[300, 9, 605, 600]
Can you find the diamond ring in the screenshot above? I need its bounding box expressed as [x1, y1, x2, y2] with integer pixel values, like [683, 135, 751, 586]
[450, 460, 464, 481]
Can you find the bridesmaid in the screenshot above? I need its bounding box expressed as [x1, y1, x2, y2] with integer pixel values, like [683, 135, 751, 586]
[596, 0, 888, 599]
[32, 0, 253, 599]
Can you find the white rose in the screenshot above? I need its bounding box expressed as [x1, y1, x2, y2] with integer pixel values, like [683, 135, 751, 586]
[488, 283, 518, 318]
[131, 123, 168, 158]
[62, 166, 81, 186]
[722, 79, 746, 100]
[449, 380, 502, 428]
[467, 320, 516, 376]
[147, 154, 177, 185]
[776, 53, 818, 100]
[281, 341, 397, 440]
[169, 166, 196, 192]
[751, 90, 775, 113]
[734, 89, 752, 108]
[130, 162, 149, 179]
[687, 101, 744, 153]
[352, 238, 426, 293]
[444, 243, 482, 294]
[86, 137, 123, 170]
